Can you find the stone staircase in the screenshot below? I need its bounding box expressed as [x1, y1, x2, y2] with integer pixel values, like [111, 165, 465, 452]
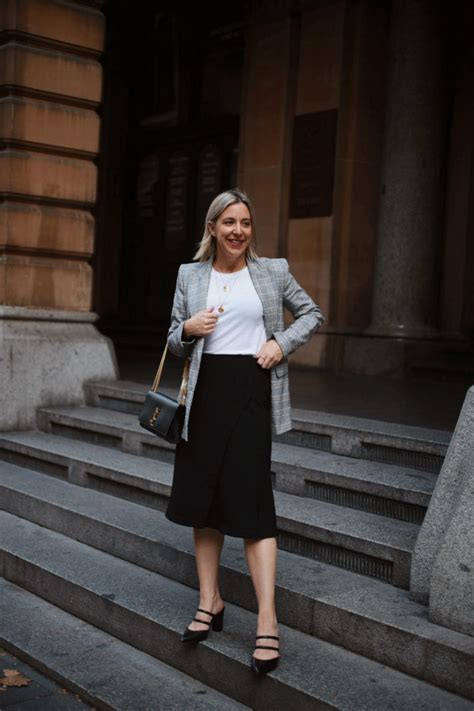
[0, 379, 473, 710]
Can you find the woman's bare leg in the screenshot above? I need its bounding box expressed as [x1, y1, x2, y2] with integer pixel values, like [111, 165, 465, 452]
[244, 536, 279, 660]
[187, 527, 225, 631]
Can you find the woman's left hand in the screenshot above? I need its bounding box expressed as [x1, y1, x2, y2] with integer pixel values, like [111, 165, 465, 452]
[254, 340, 284, 369]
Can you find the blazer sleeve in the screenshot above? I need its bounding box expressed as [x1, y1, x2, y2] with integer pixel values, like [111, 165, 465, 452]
[272, 259, 325, 359]
[167, 265, 196, 357]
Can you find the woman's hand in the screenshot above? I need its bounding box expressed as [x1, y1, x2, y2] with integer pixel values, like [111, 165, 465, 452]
[254, 339, 284, 369]
[184, 307, 218, 338]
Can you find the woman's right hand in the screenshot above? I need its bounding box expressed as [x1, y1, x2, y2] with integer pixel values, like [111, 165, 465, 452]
[183, 307, 218, 338]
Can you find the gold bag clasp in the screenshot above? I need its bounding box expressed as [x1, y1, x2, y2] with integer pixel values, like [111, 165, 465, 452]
[150, 406, 161, 425]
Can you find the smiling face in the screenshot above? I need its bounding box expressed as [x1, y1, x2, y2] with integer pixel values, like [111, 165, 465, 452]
[209, 202, 252, 264]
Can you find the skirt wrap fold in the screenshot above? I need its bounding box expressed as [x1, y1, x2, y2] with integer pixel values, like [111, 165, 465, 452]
[165, 354, 277, 539]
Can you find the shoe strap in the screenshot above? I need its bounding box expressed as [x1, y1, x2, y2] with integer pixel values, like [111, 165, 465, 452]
[197, 607, 222, 617]
[255, 645, 279, 651]
[193, 617, 211, 625]
[256, 635, 279, 640]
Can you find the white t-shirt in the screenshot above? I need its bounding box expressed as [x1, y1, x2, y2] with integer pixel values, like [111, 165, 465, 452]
[203, 267, 267, 355]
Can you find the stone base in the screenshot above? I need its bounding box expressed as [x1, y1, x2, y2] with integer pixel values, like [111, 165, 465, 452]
[0, 307, 118, 431]
[265, 330, 474, 380]
[410, 386, 474, 637]
[340, 333, 472, 378]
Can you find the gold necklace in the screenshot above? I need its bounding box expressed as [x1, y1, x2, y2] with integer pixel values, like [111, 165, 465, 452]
[213, 267, 245, 313]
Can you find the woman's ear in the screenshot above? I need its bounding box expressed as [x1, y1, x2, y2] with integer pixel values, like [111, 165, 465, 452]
[208, 221, 215, 237]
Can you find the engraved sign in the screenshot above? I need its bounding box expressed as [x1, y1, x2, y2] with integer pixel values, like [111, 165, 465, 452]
[290, 110, 338, 219]
[164, 151, 190, 249]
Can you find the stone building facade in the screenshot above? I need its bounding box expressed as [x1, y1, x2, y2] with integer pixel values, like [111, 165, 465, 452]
[1, 0, 473, 428]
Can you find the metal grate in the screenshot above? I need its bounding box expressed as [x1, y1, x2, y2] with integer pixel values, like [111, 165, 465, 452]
[273, 430, 332, 451]
[305, 480, 426, 524]
[361, 442, 443, 474]
[277, 530, 393, 582]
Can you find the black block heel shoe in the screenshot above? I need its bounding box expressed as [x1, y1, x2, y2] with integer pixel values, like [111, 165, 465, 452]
[251, 635, 280, 674]
[181, 606, 225, 643]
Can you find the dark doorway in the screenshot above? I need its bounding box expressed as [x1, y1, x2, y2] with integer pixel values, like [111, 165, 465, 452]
[94, 1, 245, 353]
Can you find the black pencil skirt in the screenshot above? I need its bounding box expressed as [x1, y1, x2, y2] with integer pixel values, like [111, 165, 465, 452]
[165, 353, 278, 539]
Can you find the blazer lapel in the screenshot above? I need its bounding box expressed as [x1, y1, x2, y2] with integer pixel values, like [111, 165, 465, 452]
[190, 259, 213, 313]
[247, 258, 273, 339]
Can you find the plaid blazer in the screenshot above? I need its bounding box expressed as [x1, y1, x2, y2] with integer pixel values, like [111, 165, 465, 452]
[167, 257, 325, 441]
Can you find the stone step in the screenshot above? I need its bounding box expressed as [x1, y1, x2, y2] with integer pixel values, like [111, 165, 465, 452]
[279, 409, 450, 474]
[1, 462, 472, 699]
[85, 380, 451, 473]
[1, 511, 471, 710]
[0, 578, 248, 711]
[85, 378, 170, 414]
[0, 434, 418, 587]
[0, 429, 174, 507]
[34, 403, 436, 523]
[271, 442, 433, 524]
[276, 490, 417, 587]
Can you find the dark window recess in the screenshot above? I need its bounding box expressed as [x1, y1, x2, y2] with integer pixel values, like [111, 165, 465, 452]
[150, 12, 179, 120]
[200, 22, 244, 120]
[290, 109, 338, 219]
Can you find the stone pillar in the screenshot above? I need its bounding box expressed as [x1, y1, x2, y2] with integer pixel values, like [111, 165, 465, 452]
[410, 386, 474, 637]
[0, 0, 117, 430]
[369, 0, 445, 338]
[329, 0, 387, 336]
[237, 0, 298, 258]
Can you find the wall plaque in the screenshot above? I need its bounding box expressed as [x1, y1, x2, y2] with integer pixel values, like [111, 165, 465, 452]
[290, 109, 338, 219]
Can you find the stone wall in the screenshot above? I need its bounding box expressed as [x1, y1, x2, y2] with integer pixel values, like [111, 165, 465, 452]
[0, 0, 117, 430]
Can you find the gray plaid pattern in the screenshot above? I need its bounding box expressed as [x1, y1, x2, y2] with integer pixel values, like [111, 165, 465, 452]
[167, 257, 325, 441]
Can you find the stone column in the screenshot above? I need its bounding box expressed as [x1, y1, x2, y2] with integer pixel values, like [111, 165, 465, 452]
[369, 0, 445, 338]
[0, 0, 117, 430]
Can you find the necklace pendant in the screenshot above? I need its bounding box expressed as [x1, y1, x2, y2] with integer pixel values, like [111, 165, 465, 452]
[218, 306, 225, 313]
[223, 285, 228, 292]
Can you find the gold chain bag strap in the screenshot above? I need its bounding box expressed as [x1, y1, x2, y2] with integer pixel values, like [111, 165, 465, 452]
[138, 343, 191, 443]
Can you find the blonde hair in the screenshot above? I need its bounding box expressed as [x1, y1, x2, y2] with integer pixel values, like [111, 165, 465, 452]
[193, 189, 259, 262]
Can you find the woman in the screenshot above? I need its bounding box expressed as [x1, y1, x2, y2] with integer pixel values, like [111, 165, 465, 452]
[165, 189, 324, 674]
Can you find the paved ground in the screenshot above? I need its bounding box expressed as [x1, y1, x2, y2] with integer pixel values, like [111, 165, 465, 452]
[116, 347, 471, 432]
[0, 647, 93, 709]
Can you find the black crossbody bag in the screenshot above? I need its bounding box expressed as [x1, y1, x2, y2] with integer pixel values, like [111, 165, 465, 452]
[138, 343, 190, 443]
